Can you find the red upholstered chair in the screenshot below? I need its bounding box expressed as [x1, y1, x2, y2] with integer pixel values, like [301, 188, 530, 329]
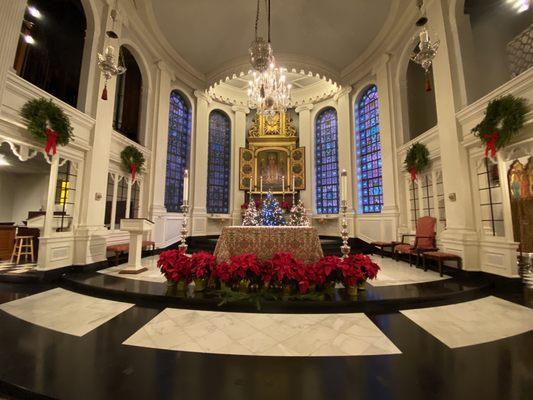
[394, 216, 438, 266]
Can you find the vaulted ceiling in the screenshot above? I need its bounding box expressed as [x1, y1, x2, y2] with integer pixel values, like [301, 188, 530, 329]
[148, 0, 395, 77]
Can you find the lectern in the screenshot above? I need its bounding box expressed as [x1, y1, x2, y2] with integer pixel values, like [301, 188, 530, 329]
[119, 218, 154, 274]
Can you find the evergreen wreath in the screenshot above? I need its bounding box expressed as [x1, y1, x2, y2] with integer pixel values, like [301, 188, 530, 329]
[471, 95, 528, 158]
[121, 145, 145, 181]
[404, 142, 430, 181]
[19, 98, 73, 155]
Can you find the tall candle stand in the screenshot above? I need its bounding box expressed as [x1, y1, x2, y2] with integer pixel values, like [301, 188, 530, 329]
[178, 201, 190, 253]
[339, 199, 351, 258]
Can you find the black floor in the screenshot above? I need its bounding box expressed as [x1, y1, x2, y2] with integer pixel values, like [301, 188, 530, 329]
[0, 279, 531, 400]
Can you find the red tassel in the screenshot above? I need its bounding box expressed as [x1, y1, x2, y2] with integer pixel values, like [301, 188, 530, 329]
[425, 73, 432, 92]
[483, 131, 499, 158]
[44, 128, 58, 155]
[409, 166, 417, 182]
[101, 84, 108, 100]
[131, 163, 137, 182]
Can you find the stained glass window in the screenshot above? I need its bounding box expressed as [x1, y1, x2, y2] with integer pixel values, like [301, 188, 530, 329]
[356, 85, 383, 213]
[207, 111, 231, 214]
[315, 108, 339, 214]
[165, 91, 191, 212]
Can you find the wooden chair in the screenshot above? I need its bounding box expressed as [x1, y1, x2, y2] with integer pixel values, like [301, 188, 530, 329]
[394, 216, 438, 266]
[10, 235, 35, 264]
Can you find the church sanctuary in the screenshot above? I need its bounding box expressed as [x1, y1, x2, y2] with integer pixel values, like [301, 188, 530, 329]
[0, 0, 532, 398]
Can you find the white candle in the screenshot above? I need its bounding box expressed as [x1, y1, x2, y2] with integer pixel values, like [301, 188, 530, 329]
[249, 177, 253, 193]
[183, 169, 189, 204]
[105, 45, 114, 57]
[419, 29, 429, 44]
[292, 175, 296, 193]
[260, 176, 263, 200]
[282, 176, 285, 194]
[341, 169, 347, 202]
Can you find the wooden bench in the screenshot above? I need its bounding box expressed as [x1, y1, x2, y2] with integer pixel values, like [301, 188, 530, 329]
[370, 241, 398, 258]
[422, 251, 462, 277]
[107, 240, 156, 266]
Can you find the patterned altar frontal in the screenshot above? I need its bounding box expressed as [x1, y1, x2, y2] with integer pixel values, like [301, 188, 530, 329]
[214, 226, 324, 264]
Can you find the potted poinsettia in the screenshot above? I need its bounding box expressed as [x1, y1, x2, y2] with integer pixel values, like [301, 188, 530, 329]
[267, 252, 304, 295]
[157, 249, 191, 290]
[190, 251, 216, 292]
[312, 255, 343, 291]
[227, 253, 262, 292]
[341, 254, 380, 292]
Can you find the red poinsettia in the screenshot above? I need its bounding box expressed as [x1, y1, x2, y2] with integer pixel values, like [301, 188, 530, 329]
[279, 201, 293, 211]
[266, 252, 302, 284]
[313, 255, 343, 285]
[157, 249, 192, 283]
[214, 261, 232, 283]
[190, 251, 216, 280]
[341, 254, 380, 283]
[227, 253, 261, 281]
[241, 202, 249, 210]
[340, 262, 365, 287]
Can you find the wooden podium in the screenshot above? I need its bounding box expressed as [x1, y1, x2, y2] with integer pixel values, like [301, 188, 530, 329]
[119, 218, 154, 274]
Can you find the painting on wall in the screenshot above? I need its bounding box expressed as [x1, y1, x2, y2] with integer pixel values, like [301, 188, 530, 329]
[508, 157, 533, 253]
[256, 150, 288, 192]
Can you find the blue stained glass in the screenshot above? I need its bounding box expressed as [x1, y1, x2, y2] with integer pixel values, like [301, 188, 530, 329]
[165, 91, 191, 212]
[356, 85, 383, 214]
[315, 108, 339, 214]
[206, 111, 231, 214]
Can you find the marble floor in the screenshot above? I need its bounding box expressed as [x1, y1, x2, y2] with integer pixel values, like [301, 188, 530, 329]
[366, 255, 450, 286]
[0, 287, 133, 336]
[100, 254, 449, 287]
[401, 295, 533, 348]
[0, 261, 37, 274]
[124, 308, 401, 357]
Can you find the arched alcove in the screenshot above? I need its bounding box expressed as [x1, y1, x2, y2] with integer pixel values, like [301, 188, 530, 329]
[13, 0, 87, 108]
[406, 61, 437, 140]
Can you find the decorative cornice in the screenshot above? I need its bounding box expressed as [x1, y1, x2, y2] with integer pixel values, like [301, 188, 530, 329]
[231, 105, 250, 114]
[194, 89, 211, 103]
[295, 104, 314, 113]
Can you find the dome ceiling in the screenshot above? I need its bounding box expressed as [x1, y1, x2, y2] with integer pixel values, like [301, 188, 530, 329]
[149, 0, 394, 76]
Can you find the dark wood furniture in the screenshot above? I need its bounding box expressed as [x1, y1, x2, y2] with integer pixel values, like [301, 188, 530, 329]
[0, 225, 16, 261]
[107, 240, 156, 266]
[370, 241, 398, 258]
[422, 251, 462, 277]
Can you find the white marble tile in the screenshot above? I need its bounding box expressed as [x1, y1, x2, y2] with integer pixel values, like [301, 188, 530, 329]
[124, 308, 401, 357]
[0, 288, 133, 337]
[98, 256, 166, 283]
[367, 256, 450, 287]
[401, 296, 533, 348]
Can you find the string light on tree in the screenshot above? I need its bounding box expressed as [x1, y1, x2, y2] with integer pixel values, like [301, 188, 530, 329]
[260, 191, 286, 226]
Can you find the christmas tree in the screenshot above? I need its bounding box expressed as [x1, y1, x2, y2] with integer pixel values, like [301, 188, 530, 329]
[260, 191, 286, 226]
[288, 200, 310, 226]
[242, 199, 260, 226]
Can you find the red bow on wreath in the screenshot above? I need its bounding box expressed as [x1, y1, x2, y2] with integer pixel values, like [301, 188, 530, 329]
[130, 163, 137, 182]
[409, 166, 417, 181]
[483, 131, 499, 158]
[44, 128, 58, 155]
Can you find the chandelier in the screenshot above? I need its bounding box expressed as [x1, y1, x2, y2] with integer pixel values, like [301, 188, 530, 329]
[247, 0, 291, 116]
[97, 2, 126, 100]
[410, 0, 439, 91]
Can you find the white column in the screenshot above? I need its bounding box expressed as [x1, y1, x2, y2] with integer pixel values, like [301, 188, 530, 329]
[295, 104, 314, 211]
[109, 174, 119, 231]
[427, 0, 478, 268]
[191, 90, 209, 235]
[231, 105, 249, 224]
[335, 88, 355, 236]
[0, 0, 26, 103]
[125, 178, 132, 218]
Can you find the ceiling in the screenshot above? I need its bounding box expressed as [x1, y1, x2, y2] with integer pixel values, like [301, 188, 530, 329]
[150, 0, 394, 75]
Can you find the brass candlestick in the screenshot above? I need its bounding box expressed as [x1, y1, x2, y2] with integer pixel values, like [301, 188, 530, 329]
[340, 199, 351, 258]
[179, 202, 190, 253]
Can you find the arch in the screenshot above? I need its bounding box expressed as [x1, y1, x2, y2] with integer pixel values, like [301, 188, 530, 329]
[165, 90, 192, 213]
[206, 110, 231, 214]
[406, 60, 437, 140]
[13, 0, 87, 108]
[355, 84, 383, 214]
[112, 46, 143, 143]
[315, 107, 339, 214]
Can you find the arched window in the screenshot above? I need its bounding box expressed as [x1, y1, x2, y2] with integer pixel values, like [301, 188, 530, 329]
[206, 111, 231, 214]
[13, 0, 87, 108]
[356, 85, 383, 213]
[113, 46, 142, 143]
[406, 61, 437, 140]
[315, 108, 339, 214]
[165, 91, 191, 212]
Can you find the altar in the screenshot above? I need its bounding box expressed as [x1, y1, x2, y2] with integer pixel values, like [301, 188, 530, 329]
[213, 226, 323, 264]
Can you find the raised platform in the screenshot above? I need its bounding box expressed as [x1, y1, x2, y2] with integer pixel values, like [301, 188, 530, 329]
[62, 256, 492, 313]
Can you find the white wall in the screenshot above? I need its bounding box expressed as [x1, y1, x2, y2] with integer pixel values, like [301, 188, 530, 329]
[0, 172, 49, 224]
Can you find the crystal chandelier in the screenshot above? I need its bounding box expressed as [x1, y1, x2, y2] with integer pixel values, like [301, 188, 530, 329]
[97, 2, 126, 100]
[410, 0, 439, 91]
[247, 0, 291, 116]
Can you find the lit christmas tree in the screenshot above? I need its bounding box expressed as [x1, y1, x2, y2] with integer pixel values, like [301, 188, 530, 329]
[288, 200, 310, 226]
[242, 199, 260, 226]
[260, 191, 286, 226]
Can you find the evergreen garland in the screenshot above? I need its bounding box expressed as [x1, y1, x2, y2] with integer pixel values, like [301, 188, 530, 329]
[471, 95, 528, 157]
[404, 142, 430, 181]
[19, 98, 73, 148]
[121, 145, 145, 180]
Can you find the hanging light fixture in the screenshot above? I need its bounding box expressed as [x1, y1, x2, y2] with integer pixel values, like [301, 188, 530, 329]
[97, 1, 126, 100]
[247, 0, 292, 116]
[410, 0, 439, 92]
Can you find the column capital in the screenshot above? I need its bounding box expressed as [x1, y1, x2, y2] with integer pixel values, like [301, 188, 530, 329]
[295, 103, 314, 113]
[371, 53, 392, 75]
[333, 86, 352, 102]
[231, 105, 250, 114]
[194, 90, 211, 103]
